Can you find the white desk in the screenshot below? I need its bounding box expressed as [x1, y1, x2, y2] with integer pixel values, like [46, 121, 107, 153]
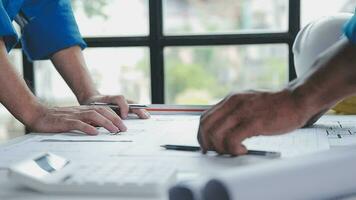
[0, 114, 356, 200]
[0, 135, 273, 199]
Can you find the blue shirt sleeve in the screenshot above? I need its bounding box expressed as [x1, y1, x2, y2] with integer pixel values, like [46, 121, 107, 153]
[21, 0, 87, 61]
[0, 1, 18, 52]
[344, 13, 356, 44]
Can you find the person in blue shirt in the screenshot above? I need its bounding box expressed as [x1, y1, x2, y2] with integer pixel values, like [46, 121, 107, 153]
[0, 0, 149, 135]
[198, 13, 356, 155]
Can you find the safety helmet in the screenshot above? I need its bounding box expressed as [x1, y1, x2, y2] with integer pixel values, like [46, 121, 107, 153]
[293, 13, 356, 114]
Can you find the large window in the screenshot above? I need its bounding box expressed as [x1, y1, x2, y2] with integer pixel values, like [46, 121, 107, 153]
[2, 0, 355, 139]
[31, 0, 299, 106]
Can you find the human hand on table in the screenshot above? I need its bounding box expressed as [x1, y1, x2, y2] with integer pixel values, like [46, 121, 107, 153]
[81, 94, 150, 119]
[49, 47, 150, 121]
[197, 90, 314, 156]
[27, 105, 127, 135]
[27, 94, 151, 135]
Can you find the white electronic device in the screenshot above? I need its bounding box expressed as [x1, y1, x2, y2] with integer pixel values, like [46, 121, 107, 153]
[8, 152, 177, 197]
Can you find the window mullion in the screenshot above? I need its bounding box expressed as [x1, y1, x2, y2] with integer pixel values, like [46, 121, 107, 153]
[149, 0, 165, 104]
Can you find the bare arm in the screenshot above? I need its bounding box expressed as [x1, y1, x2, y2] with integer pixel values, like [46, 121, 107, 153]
[291, 38, 356, 113]
[0, 39, 42, 126]
[0, 38, 125, 134]
[50, 46, 149, 119]
[50, 46, 99, 105]
[198, 38, 356, 155]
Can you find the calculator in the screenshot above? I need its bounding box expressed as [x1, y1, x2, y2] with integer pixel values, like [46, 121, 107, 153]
[8, 152, 177, 197]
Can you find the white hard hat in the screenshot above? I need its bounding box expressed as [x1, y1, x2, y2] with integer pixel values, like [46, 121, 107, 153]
[293, 13, 356, 114]
[293, 13, 352, 77]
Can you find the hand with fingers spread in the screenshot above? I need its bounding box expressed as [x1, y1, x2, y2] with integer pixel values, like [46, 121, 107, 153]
[81, 95, 150, 120]
[27, 105, 127, 135]
[198, 35, 356, 156]
[198, 90, 312, 156]
[0, 39, 150, 136]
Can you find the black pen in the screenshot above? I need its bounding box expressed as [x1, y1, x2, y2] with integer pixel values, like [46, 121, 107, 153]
[160, 145, 281, 158]
[161, 145, 201, 151]
[90, 102, 148, 109]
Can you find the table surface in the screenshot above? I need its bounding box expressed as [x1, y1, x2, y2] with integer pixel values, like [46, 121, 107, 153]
[0, 132, 274, 200]
[1, 116, 356, 200]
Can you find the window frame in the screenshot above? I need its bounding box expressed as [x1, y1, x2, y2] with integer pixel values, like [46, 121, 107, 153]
[20, 0, 301, 104]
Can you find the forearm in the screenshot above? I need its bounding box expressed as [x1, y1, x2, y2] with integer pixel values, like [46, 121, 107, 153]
[290, 38, 356, 115]
[50, 46, 149, 119]
[51, 46, 99, 104]
[0, 40, 44, 126]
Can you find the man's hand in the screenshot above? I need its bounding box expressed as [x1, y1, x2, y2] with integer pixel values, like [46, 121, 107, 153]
[28, 105, 127, 135]
[50, 47, 150, 120]
[198, 90, 311, 156]
[82, 95, 150, 120]
[198, 39, 356, 156]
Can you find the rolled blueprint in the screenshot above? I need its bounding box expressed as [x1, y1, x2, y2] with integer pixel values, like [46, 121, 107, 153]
[203, 146, 356, 200]
[169, 180, 205, 200]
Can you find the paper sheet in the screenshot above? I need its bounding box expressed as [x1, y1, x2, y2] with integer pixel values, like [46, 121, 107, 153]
[314, 115, 356, 146]
[243, 128, 329, 157]
[0, 115, 330, 169]
[0, 116, 202, 168]
[41, 115, 200, 143]
[202, 146, 356, 200]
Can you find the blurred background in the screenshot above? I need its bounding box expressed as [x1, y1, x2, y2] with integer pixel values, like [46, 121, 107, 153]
[1, 0, 355, 141]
